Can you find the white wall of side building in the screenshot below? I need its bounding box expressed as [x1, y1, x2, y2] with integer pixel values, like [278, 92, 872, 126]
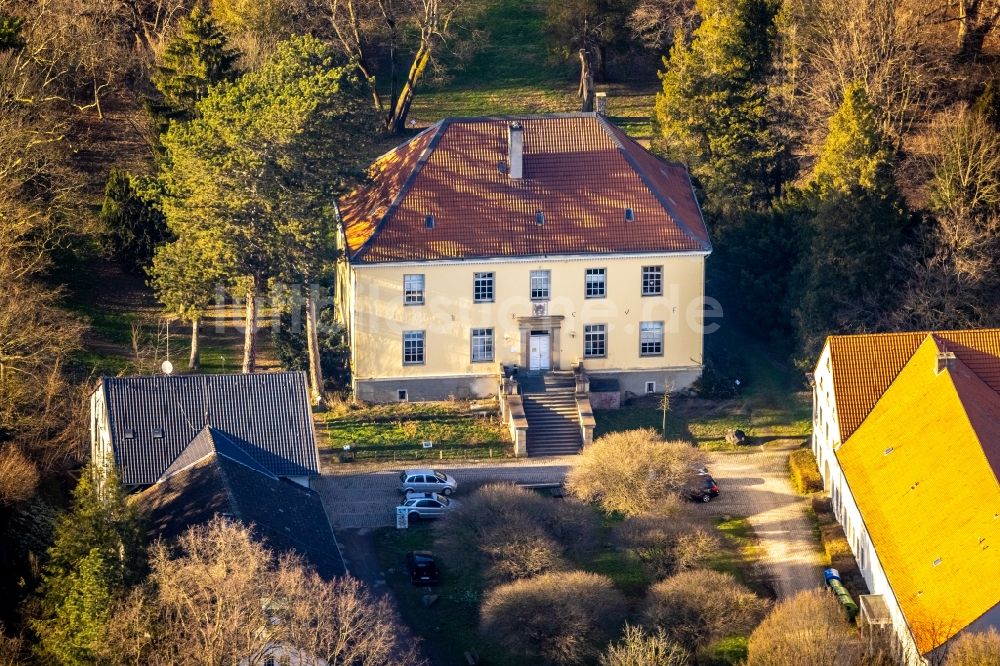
[812, 343, 925, 665]
[89, 385, 114, 470]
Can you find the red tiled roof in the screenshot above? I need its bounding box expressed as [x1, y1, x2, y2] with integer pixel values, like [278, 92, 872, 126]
[825, 329, 1000, 441]
[338, 114, 711, 263]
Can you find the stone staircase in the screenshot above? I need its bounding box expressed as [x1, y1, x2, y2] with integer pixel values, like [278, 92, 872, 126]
[523, 372, 583, 456]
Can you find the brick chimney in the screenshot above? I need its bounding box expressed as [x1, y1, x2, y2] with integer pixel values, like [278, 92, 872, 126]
[508, 122, 523, 179]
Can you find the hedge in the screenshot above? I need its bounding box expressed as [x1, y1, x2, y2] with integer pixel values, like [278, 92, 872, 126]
[788, 448, 823, 494]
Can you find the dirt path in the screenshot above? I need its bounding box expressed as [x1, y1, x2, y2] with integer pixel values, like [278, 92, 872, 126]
[705, 442, 825, 599]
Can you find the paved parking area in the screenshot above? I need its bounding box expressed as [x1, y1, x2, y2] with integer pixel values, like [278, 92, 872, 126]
[316, 444, 823, 599]
[314, 462, 570, 529]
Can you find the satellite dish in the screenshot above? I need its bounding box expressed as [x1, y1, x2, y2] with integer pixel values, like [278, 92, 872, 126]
[161, 360, 174, 375]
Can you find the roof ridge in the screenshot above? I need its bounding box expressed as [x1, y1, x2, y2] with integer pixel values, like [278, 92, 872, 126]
[214, 455, 243, 523]
[211, 429, 281, 481]
[828, 327, 1000, 343]
[352, 122, 448, 262]
[103, 370, 308, 382]
[595, 115, 711, 252]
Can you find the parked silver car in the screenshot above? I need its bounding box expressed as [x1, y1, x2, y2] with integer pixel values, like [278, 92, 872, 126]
[399, 492, 460, 520]
[398, 469, 458, 495]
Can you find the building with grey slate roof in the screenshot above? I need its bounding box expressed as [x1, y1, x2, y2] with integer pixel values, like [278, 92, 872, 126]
[90, 371, 320, 488]
[135, 436, 345, 578]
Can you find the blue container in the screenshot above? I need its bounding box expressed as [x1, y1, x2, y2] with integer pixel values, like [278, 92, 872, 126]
[824, 567, 841, 584]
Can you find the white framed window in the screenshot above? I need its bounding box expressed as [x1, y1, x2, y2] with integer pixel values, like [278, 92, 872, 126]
[645, 381, 656, 394]
[585, 268, 606, 298]
[641, 266, 663, 296]
[403, 274, 425, 305]
[397, 389, 408, 401]
[584, 324, 607, 357]
[530, 270, 550, 300]
[471, 327, 494, 362]
[474, 272, 494, 302]
[640, 321, 664, 356]
[403, 331, 425, 365]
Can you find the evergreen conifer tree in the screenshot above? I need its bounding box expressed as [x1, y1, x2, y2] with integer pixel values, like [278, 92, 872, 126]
[792, 82, 907, 357]
[654, 0, 785, 215]
[32, 464, 144, 665]
[0, 13, 24, 51]
[159, 35, 377, 384]
[98, 169, 170, 275]
[149, 6, 237, 134]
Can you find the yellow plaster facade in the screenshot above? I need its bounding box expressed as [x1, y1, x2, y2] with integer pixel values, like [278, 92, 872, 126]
[337, 251, 709, 401]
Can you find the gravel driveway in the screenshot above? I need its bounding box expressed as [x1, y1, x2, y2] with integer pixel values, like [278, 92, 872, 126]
[703, 442, 825, 598]
[316, 444, 823, 600]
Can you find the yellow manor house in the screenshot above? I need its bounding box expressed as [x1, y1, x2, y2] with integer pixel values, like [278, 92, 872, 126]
[335, 113, 712, 403]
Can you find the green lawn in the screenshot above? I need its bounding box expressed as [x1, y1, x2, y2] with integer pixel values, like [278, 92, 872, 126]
[315, 401, 511, 465]
[595, 328, 812, 451]
[375, 524, 532, 666]
[408, 0, 659, 139]
[710, 516, 773, 598]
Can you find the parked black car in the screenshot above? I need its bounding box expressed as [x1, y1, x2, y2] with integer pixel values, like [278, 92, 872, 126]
[687, 474, 720, 503]
[406, 551, 440, 586]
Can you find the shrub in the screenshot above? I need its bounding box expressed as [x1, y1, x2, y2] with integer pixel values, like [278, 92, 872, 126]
[746, 589, 860, 666]
[700, 636, 750, 665]
[944, 629, 1000, 666]
[612, 514, 720, 579]
[789, 448, 823, 494]
[435, 483, 597, 584]
[644, 569, 769, 651]
[481, 571, 627, 665]
[599, 625, 689, 666]
[567, 429, 706, 516]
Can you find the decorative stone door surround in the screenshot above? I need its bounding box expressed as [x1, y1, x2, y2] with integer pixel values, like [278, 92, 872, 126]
[517, 315, 564, 371]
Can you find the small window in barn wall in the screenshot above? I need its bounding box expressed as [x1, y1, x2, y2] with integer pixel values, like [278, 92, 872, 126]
[403, 274, 425, 305]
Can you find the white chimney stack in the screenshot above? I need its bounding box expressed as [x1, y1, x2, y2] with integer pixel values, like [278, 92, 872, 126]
[936, 350, 956, 375]
[508, 122, 523, 179]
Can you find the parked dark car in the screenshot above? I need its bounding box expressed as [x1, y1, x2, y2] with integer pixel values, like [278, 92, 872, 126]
[406, 551, 440, 586]
[687, 474, 720, 502]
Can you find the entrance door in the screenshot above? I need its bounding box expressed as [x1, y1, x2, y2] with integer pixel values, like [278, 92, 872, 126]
[529, 332, 551, 371]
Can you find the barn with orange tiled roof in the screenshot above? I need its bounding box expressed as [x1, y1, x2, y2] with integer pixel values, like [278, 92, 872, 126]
[812, 329, 1000, 664]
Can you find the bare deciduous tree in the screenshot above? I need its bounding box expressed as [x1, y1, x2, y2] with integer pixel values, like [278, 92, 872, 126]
[776, 0, 943, 151]
[567, 429, 705, 516]
[0, 624, 25, 666]
[480, 571, 627, 666]
[435, 483, 597, 584]
[324, 0, 485, 133]
[102, 518, 423, 666]
[747, 589, 853, 665]
[626, 0, 696, 53]
[892, 105, 1000, 330]
[644, 569, 769, 651]
[612, 514, 720, 579]
[943, 628, 1000, 666]
[599, 624, 690, 666]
